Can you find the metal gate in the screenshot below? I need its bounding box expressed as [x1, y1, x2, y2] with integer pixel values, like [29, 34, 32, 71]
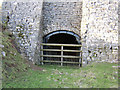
[40, 43, 82, 67]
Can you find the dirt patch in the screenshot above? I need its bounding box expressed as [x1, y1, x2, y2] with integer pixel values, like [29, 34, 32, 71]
[25, 60, 43, 71]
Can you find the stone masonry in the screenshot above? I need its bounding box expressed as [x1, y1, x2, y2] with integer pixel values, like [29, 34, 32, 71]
[42, 2, 82, 36]
[1, 0, 119, 65]
[2, 1, 43, 63]
[81, 0, 118, 64]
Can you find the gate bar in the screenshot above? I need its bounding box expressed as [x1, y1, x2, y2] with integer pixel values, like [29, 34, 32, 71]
[40, 43, 82, 67]
[61, 46, 63, 66]
[41, 43, 82, 47]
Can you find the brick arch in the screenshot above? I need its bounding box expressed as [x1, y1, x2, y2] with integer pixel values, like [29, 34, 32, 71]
[43, 30, 81, 44]
[43, 28, 80, 37]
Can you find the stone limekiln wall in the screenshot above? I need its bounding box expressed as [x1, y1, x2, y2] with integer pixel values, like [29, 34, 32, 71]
[42, 2, 82, 36]
[81, 0, 118, 64]
[2, 1, 44, 63]
[2, 0, 119, 65]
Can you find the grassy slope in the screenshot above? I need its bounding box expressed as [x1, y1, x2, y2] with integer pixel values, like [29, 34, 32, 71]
[2, 29, 29, 87]
[4, 62, 118, 88]
[1, 25, 118, 88]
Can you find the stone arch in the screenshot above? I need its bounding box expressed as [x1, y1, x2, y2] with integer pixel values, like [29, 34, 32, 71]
[41, 30, 82, 66]
[43, 30, 81, 44]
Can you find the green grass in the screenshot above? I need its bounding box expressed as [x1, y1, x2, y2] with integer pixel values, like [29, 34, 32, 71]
[3, 62, 118, 88]
[2, 29, 29, 87]
[1, 24, 118, 88]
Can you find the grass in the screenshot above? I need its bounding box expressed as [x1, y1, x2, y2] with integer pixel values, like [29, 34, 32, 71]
[1, 24, 118, 88]
[1, 28, 29, 88]
[3, 62, 118, 88]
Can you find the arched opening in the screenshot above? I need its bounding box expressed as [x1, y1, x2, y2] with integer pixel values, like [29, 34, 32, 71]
[47, 33, 78, 44]
[43, 30, 81, 44]
[41, 30, 82, 66]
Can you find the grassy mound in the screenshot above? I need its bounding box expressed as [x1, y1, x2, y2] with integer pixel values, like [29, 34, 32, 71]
[1, 27, 29, 87]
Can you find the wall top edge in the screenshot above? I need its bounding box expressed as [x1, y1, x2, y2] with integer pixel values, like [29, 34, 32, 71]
[44, 0, 83, 2]
[3, 0, 83, 2]
[3, 0, 43, 2]
[3, 0, 120, 3]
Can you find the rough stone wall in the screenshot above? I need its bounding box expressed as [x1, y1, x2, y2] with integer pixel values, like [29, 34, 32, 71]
[2, 1, 43, 62]
[118, 1, 120, 62]
[0, 1, 2, 89]
[81, 0, 118, 64]
[42, 1, 82, 36]
[1, 0, 119, 65]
